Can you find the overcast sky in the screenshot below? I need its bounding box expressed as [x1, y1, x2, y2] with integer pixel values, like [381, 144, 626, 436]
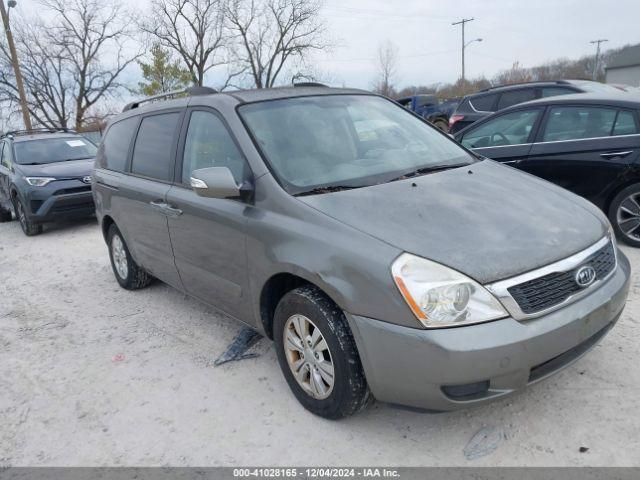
[18, 0, 640, 91]
[314, 0, 640, 89]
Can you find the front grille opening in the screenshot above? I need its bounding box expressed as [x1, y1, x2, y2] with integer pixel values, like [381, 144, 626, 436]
[528, 321, 614, 383]
[508, 241, 615, 315]
[51, 202, 94, 214]
[441, 380, 490, 401]
[53, 186, 92, 195]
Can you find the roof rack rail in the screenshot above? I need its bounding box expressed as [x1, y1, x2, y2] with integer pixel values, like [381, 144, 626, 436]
[1, 127, 77, 138]
[292, 82, 328, 88]
[478, 79, 573, 93]
[123, 86, 218, 112]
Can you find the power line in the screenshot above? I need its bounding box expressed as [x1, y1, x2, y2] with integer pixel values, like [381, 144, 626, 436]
[452, 18, 478, 88]
[590, 39, 608, 80]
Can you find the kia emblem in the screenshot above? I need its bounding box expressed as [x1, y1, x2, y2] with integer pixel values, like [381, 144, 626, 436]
[575, 265, 596, 288]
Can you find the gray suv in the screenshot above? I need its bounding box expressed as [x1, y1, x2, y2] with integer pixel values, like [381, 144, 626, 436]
[0, 129, 97, 235]
[93, 85, 630, 418]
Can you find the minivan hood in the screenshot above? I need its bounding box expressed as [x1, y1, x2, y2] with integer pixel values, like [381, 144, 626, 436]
[16, 158, 94, 178]
[298, 160, 607, 284]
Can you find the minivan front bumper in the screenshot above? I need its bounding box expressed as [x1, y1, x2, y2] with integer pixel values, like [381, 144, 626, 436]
[346, 250, 630, 411]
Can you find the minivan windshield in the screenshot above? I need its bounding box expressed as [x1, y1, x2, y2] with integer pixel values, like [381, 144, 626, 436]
[14, 137, 97, 165]
[239, 95, 474, 195]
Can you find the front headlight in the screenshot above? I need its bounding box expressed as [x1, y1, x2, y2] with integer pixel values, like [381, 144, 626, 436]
[24, 177, 57, 187]
[391, 253, 508, 328]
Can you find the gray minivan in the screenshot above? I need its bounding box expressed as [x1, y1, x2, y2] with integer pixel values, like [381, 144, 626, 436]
[92, 85, 630, 419]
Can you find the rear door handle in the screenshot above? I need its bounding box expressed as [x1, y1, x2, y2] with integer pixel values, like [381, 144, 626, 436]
[149, 199, 167, 212]
[149, 200, 182, 217]
[163, 204, 183, 217]
[600, 151, 633, 159]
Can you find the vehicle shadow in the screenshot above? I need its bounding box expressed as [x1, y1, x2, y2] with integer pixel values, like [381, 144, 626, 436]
[41, 216, 98, 234]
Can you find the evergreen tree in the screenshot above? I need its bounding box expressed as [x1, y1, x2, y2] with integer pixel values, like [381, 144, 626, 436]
[137, 43, 192, 95]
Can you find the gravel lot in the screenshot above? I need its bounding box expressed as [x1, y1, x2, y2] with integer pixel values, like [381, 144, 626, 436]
[0, 218, 639, 467]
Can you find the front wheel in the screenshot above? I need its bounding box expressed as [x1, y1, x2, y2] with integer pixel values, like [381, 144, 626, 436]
[609, 184, 640, 247]
[13, 197, 42, 236]
[273, 285, 370, 419]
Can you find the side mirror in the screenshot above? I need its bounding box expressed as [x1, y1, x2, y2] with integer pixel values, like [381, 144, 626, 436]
[190, 167, 242, 199]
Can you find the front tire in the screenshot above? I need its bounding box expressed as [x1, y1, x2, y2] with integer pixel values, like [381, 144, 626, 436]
[13, 197, 42, 236]
[107, 224, 153, 290]
[274, 285, 370, 419]
[609, 184, 640, 247]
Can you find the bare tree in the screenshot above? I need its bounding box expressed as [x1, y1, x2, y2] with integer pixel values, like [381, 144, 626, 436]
[373, 40, 398, 97]
[0, 21, 73, 128]
[226, 0, 328, 89]
[492, 61, 533, 86]
[0, 0, 139, 129]
[141, 0, 233, 88]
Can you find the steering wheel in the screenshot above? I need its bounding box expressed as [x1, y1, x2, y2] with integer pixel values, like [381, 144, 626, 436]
[490, 132, 509, 146]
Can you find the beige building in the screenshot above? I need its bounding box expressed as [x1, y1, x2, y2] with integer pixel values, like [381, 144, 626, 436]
[605, 44, 640, 87]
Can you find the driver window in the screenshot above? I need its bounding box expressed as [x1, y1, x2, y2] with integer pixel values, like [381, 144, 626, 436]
[460, 110, 540, 149]
[181, 110, 247, 185]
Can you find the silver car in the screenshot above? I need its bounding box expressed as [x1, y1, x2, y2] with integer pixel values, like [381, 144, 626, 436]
[92, 85, 630, 419]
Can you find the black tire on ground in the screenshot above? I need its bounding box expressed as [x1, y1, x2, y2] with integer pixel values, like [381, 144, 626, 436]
[608, 183, 640, 248]
[13, 197, 42, 236]
[273, 285, 371, 419]
[107, 224, 153, 290]
[0, 204, 12, 223]
[433, 119, 449, 133]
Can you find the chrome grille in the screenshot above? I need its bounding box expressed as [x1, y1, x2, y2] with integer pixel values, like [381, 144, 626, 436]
[507, 241, 616, 315]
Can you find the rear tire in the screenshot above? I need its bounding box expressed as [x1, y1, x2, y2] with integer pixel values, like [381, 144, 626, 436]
[608, 183, 640, 248]
[273, 285, 370, 419]
[107, 224, 153, 290]
[13, 197, 42, 236]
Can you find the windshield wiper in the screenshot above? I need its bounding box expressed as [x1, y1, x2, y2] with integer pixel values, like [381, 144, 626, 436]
[62, 156, 94, 162]
[386, 163, 468, 183]
[295, 185, 361, 196]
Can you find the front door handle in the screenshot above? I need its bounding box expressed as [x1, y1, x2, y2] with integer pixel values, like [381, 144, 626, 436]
[502, 159, 520, 165]
[600, 151, 633, 159]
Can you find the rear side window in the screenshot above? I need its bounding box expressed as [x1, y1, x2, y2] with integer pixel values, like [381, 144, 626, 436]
[613, 111, 639, 136]
[469, 94, 497, 112]
[497, 89, 536, 110]
[542, 106, 617, 142]
[102, 117, 138, 172]
[131, 112, 181, 181]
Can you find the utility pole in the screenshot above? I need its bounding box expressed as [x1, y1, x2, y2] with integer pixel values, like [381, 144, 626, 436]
[452, 18, 480, 92]
[590, 38, 608, 81]
[0, 0, 31, 129]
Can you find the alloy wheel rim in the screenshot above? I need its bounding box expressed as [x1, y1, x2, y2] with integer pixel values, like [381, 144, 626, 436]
[16, 201, 26, 229]
[616, 193, 640, 242]
[111, 235, 128, 279]
[283, 314, 335, 400]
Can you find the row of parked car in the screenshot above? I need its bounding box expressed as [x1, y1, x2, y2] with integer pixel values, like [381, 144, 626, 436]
[0, 81, 632, 419]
